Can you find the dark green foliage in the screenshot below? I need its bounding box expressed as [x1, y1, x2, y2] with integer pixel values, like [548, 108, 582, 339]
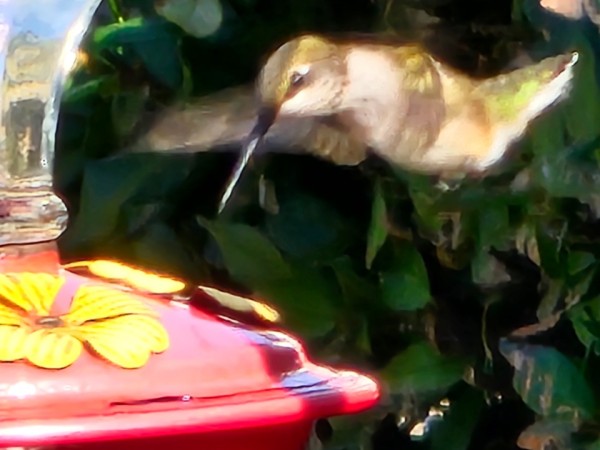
[56, 0, 600, 448]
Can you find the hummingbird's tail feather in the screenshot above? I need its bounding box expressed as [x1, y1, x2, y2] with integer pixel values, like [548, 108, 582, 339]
[468, 50, 578, 170]
[475, 50, 579, 125]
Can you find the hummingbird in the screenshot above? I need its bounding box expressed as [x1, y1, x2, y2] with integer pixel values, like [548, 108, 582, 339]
[214, 34, 578, 212]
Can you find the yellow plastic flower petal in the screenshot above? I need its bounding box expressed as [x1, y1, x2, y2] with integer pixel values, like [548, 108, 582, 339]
[66, 285, 157, 325]
[0, 277, 27, 311]
[0, 271, 170, 370]
[0, 303, 26, 326]
[15, 273, 63, 315]
[0, 325, 30, 362]
[24, 329, 83, 369]
[198, 286, 281, 323]
[65, 260, 186, 295]
[0, 273, 63, 315]
[79, 315, 169, 369]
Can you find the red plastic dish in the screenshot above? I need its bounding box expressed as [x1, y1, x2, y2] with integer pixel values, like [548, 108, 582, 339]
[0, 250, 380, 450]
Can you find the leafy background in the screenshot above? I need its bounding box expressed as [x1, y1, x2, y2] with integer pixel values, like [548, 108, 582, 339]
[55, 0, 600, 448]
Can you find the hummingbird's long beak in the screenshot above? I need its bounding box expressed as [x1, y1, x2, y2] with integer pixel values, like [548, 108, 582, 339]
[217, 105, 278, 213]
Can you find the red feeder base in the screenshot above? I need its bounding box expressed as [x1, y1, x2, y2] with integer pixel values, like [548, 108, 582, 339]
[0, 249, 380, 450]
[39, 422, 313, 450]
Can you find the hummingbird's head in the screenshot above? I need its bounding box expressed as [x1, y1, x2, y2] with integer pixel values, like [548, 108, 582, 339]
[250, 35, 345, 135]
[217, 35, 345, 213]
[259, 35, 345, 116]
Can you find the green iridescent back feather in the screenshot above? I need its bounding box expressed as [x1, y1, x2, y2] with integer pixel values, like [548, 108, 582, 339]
[475, 53, 575, 123]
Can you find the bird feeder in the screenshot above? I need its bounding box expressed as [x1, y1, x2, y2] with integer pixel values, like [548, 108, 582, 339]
[0, 1, 380, 449]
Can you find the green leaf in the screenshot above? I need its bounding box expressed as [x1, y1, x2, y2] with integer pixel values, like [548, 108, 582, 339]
[564, 44, 600, 142]
[330, 257, 378, 309]
[528, 98, 600, 202]
[430, 385, 485, 450]
[323, 415, 374, 450]
[199, 217, 341, 337]
[584, 439, 600, 450]
[471, 249, 511, 287]
[477, 202, 510, 249]
[329, 258, 379, 353]
[410, 187, 444, 235]
[128, 221, 209, 280]
[62, 75, 119, 104]
[500, 340, 595, 420]
[381, 341, 467, 393]
[91, 18, 183, 89]
[380, 242, 431, 311]
[63, 154, 193, 251]
[529, 110, 566, 159]
[111, 87, 148, 141]
[257, 264, 338, 338]
[198, 218, 291, 286]
[568, 296, 600, 353]
[535, 224, 565, 278]
[567, 251, 596, 276]
[136, 33, 183, 89]
[156, 0, 224, 38]
[92, 17, 158, 52]
[265, 192, 353, 261]
[366, 178, 388, 269]
[517, 419, 577, 450]
[532, 151, 600, 202]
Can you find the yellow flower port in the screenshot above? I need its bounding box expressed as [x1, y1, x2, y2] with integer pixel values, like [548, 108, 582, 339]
[0, 272, 170, 370]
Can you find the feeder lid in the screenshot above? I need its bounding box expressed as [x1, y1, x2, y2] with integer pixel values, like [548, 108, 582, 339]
[0, 258, 379, 447]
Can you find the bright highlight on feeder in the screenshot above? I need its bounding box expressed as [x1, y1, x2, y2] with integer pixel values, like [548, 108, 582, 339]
[198, 286, 281, 323]
[64, 260, 186, 294]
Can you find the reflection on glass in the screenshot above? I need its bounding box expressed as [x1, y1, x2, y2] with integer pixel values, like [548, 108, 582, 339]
[0, 0, 102, 245]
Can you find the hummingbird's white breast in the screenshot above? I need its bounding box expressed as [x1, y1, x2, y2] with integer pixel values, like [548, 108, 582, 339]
[338, 47, 408, 148]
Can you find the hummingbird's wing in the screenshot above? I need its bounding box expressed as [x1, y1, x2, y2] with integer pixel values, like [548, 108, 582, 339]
[124, 85, 367, 165]
[125, 85, 267, 154]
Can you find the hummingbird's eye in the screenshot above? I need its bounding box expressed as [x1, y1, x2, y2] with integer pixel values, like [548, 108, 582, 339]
[290, 71, 306, 88]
